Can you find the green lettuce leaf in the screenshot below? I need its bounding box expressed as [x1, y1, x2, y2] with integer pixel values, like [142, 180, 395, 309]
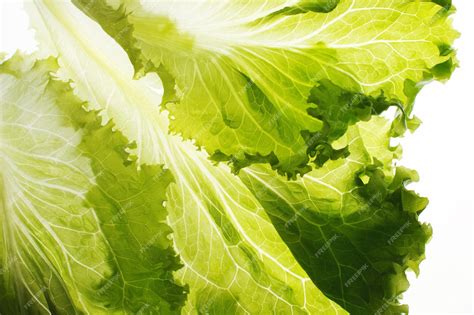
[73, 0, 457, 176]
[0, 53, 187, 314]
[0, 0, 455, 314]
[24, 1, 444, 314]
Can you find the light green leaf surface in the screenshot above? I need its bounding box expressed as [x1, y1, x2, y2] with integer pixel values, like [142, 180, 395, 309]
[0, 54, 186, 314]
[74, 0, 457, 176]
[25, 1, 444, 314]
[25, 1, 346, 314]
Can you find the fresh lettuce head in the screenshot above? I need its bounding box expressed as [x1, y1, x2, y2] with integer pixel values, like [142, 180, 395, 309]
[0, 0, 457, 314]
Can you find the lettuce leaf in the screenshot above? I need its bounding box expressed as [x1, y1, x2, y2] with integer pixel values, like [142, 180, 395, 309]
[0, 0, 457, 314]
[73, 0, 457, 176]
[0, 54, 186, 314]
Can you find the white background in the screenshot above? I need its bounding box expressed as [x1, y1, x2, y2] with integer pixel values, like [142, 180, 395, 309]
[1, 1, 473, 314]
